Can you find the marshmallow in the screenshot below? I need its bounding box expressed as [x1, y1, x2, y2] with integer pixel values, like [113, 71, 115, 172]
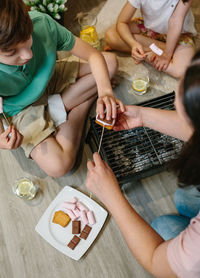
[62, 202, 76, 210]
[77, 201, 88, 211]
[87, 211, 96, 225]
[80, 210, 88, 224]
[70, 197, 78, 204]
[73, 208, 80, 218]
[65, 209, 77, 221]
[149, 43, 163, 56]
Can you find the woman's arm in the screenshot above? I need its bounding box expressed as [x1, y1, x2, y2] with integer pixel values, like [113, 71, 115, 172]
[86, 153, 178, 278]
[114, 105, 193, 141]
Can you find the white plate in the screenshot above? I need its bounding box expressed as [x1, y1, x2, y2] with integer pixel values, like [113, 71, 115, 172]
[35, 186, 108, 260]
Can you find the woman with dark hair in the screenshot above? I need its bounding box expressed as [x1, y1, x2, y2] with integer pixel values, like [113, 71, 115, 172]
[86, 51, 200, 278]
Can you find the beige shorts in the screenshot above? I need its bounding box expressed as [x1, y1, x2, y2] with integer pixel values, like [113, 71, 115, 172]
[11, 55, 79, 157]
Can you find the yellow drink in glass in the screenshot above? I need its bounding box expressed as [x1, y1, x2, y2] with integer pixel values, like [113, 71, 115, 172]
[13, 177, 38, 200]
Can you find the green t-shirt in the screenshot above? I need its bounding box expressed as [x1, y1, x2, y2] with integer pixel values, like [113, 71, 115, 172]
[0, 11, 75, 116]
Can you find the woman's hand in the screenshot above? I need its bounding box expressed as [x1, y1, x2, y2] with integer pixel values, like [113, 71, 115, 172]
[0, 126, 23, 150]
[86, 152, 121, 205]
[96, 95, 125, 120]
[113, 105, 143, 131]
[151, 52, 171, 71]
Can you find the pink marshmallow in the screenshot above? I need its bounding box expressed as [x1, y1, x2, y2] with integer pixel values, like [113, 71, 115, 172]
[80, 210, 88, 224]
[77, 201, 88, 211]
[73, 208, 80, 218]
[65, 209, 77, 221]
[62, 202, 76, 210]
[0, 97, 3, 113]
[70, 197, 78, 204]
[87, 211, 96, 225]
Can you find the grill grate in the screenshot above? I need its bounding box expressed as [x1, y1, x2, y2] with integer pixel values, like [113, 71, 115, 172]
[86, 92, 183, 185]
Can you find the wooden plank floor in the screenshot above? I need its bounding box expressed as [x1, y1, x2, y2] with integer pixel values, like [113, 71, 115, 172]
[0, 1, 199, 278]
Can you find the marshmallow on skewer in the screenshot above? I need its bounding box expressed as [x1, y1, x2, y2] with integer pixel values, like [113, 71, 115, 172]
[149, 43, 163, 56]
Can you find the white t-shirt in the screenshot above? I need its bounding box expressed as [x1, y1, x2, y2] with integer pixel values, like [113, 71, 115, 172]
[128, 0, 197, 35]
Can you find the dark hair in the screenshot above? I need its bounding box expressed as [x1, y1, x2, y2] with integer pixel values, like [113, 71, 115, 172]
[171, 51, 200, 187]
[0, 0, 33, 51]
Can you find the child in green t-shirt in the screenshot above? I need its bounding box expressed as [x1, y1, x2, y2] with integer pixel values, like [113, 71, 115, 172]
[0, 0, 124, 177]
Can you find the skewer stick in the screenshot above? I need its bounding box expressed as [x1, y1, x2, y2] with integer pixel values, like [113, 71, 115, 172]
[2, 112, 10, 126]
[90, 125, 105, 199]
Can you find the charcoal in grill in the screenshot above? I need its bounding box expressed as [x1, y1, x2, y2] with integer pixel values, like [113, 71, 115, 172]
[86, 92, 183, 185]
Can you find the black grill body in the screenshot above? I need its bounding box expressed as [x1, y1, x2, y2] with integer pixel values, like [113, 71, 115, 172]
[86, 92, 183, 185]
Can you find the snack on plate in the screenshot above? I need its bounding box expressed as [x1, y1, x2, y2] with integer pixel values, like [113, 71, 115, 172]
[52, 210, 71, 227]
[95, 114, 115, 130]
[72, 220, 81, 234]
[80, 225, 92, 240]
[67, 235, 80, 250]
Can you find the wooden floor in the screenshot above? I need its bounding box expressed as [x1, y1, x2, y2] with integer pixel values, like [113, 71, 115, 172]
[0, 1, 200, 278]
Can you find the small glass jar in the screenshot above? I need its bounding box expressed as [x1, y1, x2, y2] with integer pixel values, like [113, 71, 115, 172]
[131, 73, 150, 95]
[12, 177, 39, 200]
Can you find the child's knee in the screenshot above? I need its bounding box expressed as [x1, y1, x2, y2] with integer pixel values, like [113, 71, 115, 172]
[44, 154, 75, 178]
[105, 26, 117, 47]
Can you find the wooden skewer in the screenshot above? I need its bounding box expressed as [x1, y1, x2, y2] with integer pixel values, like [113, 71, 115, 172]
[90, 125, 105, 199]
[2, 112, 10, 126]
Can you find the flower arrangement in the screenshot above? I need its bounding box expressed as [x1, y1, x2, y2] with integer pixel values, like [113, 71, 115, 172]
[24, 0, 68, 20]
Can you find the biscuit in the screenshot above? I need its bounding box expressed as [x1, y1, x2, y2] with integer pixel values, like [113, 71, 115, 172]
[52, 210, 71, 227]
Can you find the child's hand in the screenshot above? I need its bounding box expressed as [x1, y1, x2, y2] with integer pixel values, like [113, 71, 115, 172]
[151, 53, 171, 71]
[96, 95, 125, 120]
[86, 152, 121, 206]
[113, 105, 143, 131]
[131, 42, 146, 63]
[0, 126, 23, 150]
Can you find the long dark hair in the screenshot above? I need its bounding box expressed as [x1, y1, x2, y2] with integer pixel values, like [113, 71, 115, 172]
[171, 51, 200, 186]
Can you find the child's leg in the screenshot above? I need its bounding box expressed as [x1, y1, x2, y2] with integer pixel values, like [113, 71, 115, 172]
[30, 52, 117, 177]
[30, 95, 96, 177]
[174, 186, 200, 218]
[105, 22, 141, 52]
[151, 214, 190, 240]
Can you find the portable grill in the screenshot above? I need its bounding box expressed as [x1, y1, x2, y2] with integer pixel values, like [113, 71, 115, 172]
[86, 92, 183, 185]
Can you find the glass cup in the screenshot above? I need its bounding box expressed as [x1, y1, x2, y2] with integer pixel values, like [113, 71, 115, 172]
[12, 177, 39, 200]
[78, 13, 101, 50]
[131, 73, 150, 95]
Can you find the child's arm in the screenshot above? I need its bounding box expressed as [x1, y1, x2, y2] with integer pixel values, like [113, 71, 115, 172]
[116, 2, 145, 62]
[152, 0, 193, 71]
[70, 37, 125, 120]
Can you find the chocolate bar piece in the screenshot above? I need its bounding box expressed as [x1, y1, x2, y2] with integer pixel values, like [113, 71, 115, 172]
[80, 225, 92, 240]
[67, 235, 80, 250]
[72, 220, 81, 234]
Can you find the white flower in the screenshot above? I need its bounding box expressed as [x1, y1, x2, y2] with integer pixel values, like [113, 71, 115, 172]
[47, 3, 54, 12]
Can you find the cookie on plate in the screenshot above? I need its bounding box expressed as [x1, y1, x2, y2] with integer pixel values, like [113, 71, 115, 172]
[52, 210, 71, 227]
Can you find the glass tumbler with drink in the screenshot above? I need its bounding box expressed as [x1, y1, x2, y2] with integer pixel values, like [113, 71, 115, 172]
[78, 13, 101, 50]
[131, 72, 149, 95]
[12, 177, 39, 200]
